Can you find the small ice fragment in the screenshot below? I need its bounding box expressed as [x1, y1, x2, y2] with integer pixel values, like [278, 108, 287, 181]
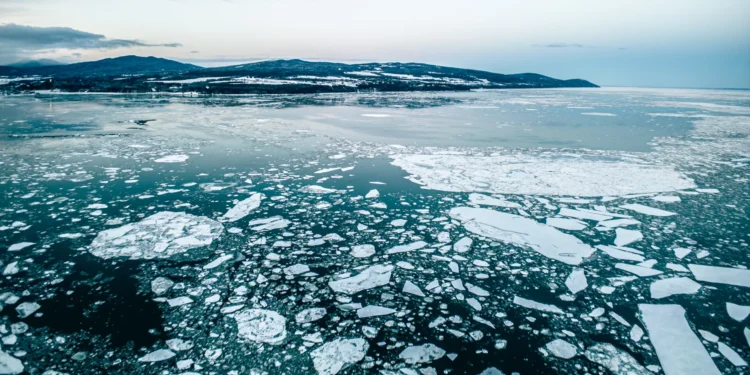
[328, 265, 393, 294]
[726, 302, 750, 322]
[639, 304, 721, 375]
[295, 308, 327, 324]
[565, 268, 588, 294]
[7, 242, 34, 252]
[138, 349, 176, 362]
[351, 244, 376, 258]
[615, 263, 662, 277]
[233, 309, 287, 344]
[453, 237, 472, 253]
[717, 342, 747, 367]
[614, 228, 643, 247]
[391, 219, 407, 227]
[513, 296, 563, 314]
[365, 189, 380, 199]
[399, 344, 446, 364]
[219, 193, 263, 222]
[387, 241, 427, 254]
[310, 338, 368, 375]
[403, 281, 426, 297]
[689, 264, 750, 287]
[620, 204, 676, 217]
[15, 302, 40, 318]
[299, 185, 337, 194]
[154, 155, 188, 163]
[356, 305, 396, 318]
[649, 277, 701, 299]
[630, 325, 644, 342]
[545, 339, 577, 359]
[151, 277, 174, 295]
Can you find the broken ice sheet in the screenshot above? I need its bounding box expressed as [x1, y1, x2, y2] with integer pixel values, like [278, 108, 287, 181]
[89, 211, 224, 260]
[310, 338, 368, 375]
[638, 304, 721, 375]
[450, 207, 594, 265]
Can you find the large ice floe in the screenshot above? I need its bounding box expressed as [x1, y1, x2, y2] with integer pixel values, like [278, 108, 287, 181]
[310, 338, 369, 375]
[233, 309, 287, 345]
[449, 207, 594, 265]
[638, 304, 721, 375]
[391, 154, 695, 196]
[88, 212, 224, 259]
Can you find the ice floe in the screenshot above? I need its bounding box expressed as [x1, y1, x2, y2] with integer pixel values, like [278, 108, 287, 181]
[469, 193, 521, 208]
[138, 349, 176, 362]
[453, 237, 472, 253]
[219, 193, 263, 222]
[449, 207, 595, 265]
[300, 185, 337, 194]
[614, 228, 643, 247]
[620, 204, 676, 217]
[391, 154, 695, 196]
[310, 338, 369, 375]
[688, 264, 750, 287]
[513, 296, 564, 314]
[399, 344, 446, 364]
[88, 212, 224, 260]
[545, 339, 577, 359]
[638, 304, 721, 375]
[649, 277, 702, 299]
[233, 309, 287, 345]
[357, 305, 396, 318]
[154, 154, 189, 163]
[387, 241, 427, 254]
[7, 242, 34, 252]
[546, 218, 586, 231]
[583, 343, 649, 375]
[717, 342, 747, 367]
[248, 216, 290, 231]
[565, 268, 588, 294]
[616, 263, 662, 277]
[0, 350, 23, 374]
[726, 302, 750, 322]
[295, 308, 327, 324]
[328, 264, 394, 295]
[350, 244, 376, 258]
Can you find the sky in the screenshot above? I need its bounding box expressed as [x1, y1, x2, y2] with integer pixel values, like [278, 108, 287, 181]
[1, 0, 749, 88]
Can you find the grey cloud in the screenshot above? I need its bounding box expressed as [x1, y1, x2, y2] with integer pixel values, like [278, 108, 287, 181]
[533, 43, 585, 48]
[0, 24, 182, 63]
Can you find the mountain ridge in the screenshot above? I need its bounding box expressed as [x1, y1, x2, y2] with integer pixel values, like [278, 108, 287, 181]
[0, 55, 598, 93]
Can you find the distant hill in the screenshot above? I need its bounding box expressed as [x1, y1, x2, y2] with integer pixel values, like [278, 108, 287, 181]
[8, 59, 65, 68]
[0, 56, 598, 93]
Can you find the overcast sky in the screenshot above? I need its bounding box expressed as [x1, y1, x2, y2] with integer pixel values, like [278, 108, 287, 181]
[1, 0, 748, 88]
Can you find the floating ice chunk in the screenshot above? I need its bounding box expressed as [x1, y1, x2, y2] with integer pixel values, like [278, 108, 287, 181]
[0, 350, 23, 374]
[718, 342, 747, 367]
[672, 247, 691, 259]
[745, 328, 750, 348]
[726, 302, 750, 322]
[89, 212, 223, 260]
[652, 196, 681, 203]
[391, 219, 407, 227]
[310, 338, 368, 375]
[437, 232, 451, 243]
[396, 261, 415, 270]
[399, 344, 446, 364]
[7, 242, 34, 252]
[650, 277, 701, 299]
[203, 254, 234, 270]
[387, 241, 427, 254]
[351, 244, 375, 258]
[545, 339, 577, 359]
[154, 154, 189, 163]
[15, 302, 40, 318]
[565, 268, 588, 294]
[167, 296, 193, 307]
[248, 216, 290, 231]
[284, 264, 310, 276]
[469, 193, 521, 208]
[151, 277, 174, 295]
[138, 349, 176, 362]
[296, 308, 327, 324]
[166, 339, 194, 351]
[478, 368, 505, 375]
[614, 228, 642, 247]
[620, 204, 676, 217]
[558, 208, 614, 221]
[466, 283, 489, 297]
[308, 238, 326, 246]
[300, 185, 336, 194]
[219, 193, 263, 222]
[630, 325, 644, 342]
[450, 207, 594, 265]
[615, 263, 662, 277]
[546, 218, 586, 231]
[453, 237, 472, 253]
[357, 305, 396, 318]
[513, 296, 564, 314]
[3, 262, 19, 276]
[598, 219, 641, 228]
[696, 188, 719, 194]
[365, 189, 380, 199]
[391, 154, 695, 196]
[234, 309, 287, 344]
[638, 304, 721, 375]
[583, 343, 649, 375]
[328, 265, 394, 295]
[323, 233, 345, 243]
[689, 264, 750, 287]
[596, 245, 645, 262]
[403, 281, 425, 297]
